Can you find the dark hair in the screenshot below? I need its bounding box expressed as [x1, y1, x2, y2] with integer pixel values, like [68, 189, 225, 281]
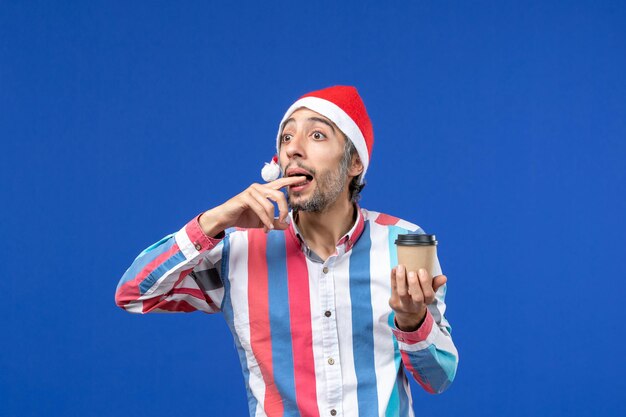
[341, 137, 366, 203]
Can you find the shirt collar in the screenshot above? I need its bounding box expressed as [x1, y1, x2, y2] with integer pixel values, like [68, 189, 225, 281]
[287, 204, 366, 254]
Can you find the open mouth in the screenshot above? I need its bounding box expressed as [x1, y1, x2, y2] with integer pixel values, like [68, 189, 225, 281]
[286, 170, 314, 188]
[288, 173, 313, 182]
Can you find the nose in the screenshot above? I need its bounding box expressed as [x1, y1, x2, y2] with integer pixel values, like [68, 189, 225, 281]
[282, 132, 306, 161]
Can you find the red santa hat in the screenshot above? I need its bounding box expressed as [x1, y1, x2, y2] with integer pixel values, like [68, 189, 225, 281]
[261, 85, 373, 184]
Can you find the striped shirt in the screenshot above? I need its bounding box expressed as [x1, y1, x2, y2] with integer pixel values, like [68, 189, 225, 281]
[115, 207, 458, 417]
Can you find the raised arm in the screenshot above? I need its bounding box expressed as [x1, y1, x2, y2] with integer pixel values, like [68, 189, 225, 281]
[115, 176, 306, 314]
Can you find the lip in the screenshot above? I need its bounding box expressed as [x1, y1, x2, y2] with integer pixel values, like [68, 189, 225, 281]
[286, 167, 313, 178]
[286, 167, 314, 192]
[289, 180, 312, 192]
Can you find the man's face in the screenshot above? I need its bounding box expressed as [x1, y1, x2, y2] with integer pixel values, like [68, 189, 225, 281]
[278, 108, 351, 212]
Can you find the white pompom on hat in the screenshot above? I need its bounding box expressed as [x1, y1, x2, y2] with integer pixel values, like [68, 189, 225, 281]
[261, 85, 374, 184]
[261, 155, 281, 182]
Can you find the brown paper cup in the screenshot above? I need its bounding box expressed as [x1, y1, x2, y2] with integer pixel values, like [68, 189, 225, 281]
[395, 234, 438, 277]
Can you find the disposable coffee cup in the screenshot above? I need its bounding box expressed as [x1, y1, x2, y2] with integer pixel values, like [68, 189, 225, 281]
[395, 234, 438, 277]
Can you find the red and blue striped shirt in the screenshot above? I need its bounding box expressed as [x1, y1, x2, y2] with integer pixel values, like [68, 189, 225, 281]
[115, 207, 458, 417]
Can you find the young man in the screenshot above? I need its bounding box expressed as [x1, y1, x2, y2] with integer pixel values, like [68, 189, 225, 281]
[116, 86, 458, 417]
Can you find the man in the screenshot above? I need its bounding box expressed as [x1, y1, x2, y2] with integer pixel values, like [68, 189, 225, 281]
[116, 86, 458, 417]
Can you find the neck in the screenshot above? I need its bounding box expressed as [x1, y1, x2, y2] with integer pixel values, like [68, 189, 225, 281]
[294, 196, 357, 260]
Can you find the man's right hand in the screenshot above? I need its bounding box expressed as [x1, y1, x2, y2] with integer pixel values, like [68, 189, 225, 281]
[198, 176, 306, 237]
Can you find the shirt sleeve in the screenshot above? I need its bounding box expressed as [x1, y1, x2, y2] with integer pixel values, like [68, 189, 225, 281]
[114, 215, 227, 314]
[391, 282, 459, 394]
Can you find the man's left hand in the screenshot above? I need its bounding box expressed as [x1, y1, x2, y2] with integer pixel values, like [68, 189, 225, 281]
[389, 265, 447, 332]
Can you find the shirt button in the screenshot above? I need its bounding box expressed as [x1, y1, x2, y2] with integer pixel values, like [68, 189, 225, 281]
[328, 357, 335, 365]
[325, 310, 332, 317]
[194, 242, 202, 251]
[330, 410, 337, 416]
[323, 267, 329, 274]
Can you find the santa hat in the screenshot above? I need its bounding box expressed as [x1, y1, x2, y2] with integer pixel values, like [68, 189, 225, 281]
[261, 86, 373, 184]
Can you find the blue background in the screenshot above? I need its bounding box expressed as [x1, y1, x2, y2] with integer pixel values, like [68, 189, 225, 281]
[1, 1, 625, 416]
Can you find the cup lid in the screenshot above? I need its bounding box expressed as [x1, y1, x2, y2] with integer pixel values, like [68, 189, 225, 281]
[395, 233, 437, 246]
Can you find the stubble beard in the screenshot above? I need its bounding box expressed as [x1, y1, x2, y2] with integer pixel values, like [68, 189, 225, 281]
[286, 162, 348, 213]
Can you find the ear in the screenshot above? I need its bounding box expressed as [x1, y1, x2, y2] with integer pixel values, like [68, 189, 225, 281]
[348, 154, 364, 177]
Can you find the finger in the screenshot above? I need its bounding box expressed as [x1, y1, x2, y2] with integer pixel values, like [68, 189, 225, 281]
[267, 188, 290, 223]
[249, 188, 276, 223]
[417, 268, 435, 304]
[275, 195, 290, 223]
[244, 191, 275, 230]
[395, 265, 408, 297]
[390, 267, 398, 291]
[251, 184, 291, 224]
[388, 267, 399, 307]
[268, 175, 308, 190]
[433, 274, 448, 293]
[272, 217, 290, 231]
[408, 270, 424, 304]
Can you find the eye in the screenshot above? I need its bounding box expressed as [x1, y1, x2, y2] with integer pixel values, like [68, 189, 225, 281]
[281, 133, 293, 143]
[312, 131, 326, 140]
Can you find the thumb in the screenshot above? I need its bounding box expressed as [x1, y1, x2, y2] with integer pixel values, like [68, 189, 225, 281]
[432, 274, 448, 292]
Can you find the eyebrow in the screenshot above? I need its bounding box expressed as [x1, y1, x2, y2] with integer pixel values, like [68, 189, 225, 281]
[309, 117, 336, 133]
[281, 116, 337, 134]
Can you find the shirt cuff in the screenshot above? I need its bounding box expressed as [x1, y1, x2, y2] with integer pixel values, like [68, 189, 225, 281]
[392, 309, 435, 344]
[184, 214, 225, 252]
